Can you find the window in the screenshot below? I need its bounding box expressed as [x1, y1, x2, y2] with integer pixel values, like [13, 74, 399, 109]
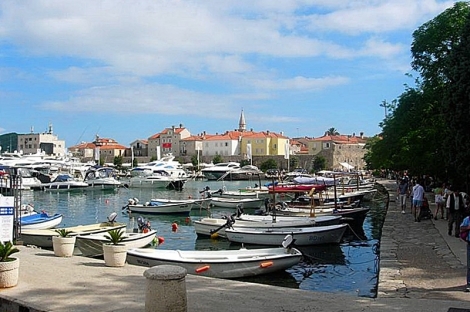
[225, 142, 228, 147]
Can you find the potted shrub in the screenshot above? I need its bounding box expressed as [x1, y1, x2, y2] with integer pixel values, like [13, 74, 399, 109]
[0, 241, 20, 288]
[52, 229, 76, 257]
[103, 229, 127, 267]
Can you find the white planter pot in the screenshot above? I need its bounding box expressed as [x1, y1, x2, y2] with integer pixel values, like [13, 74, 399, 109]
[0, 258, 19, 288]
[103, 244, 127, 267]
[52, 236, 76, 257]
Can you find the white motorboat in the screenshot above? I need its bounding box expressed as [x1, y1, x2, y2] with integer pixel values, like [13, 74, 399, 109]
[123, 154, 188, 189]
[76, 230, 157, 257]
[124, 198, 194, 215]
[210, 197, 264, 210]
[83, 166, 121, 189]
[126, 245, 302, 279]
[225, 223, 348, 246]
[32, 174, 89, 191]
[0, 166, 43, 190]
[194, 216, 314, 238]
[20, 212, 63, 230]
[220, 165, 265, 181]
[20, 214, 126, 248]
[203, 185, 270, 199]
[124, 169, 186, 190]
[237, 214, 342, 226]
[200, 162, 241, 180]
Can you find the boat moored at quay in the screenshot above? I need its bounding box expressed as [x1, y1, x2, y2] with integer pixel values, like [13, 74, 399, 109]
[10, 176, 386, 297]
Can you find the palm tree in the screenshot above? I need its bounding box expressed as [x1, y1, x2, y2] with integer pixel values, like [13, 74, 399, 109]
[326, 128, 339, 136]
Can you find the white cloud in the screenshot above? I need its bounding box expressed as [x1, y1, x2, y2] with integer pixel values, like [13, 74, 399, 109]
[253, 76, 350, 91]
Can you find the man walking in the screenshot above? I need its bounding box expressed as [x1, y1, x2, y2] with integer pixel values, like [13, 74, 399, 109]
[397, 178, 409, 214]
[447, 186, 465, 237]
[412, 180, 425, 222]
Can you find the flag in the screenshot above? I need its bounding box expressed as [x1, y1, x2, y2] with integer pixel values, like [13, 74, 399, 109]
[284, 142, 290, 160]
[195, 141, 202, 151]
[246, 143, 252, 160]
[156, 146, 161, 160]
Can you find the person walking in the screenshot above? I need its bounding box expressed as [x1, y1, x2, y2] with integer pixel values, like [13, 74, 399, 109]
[433, 183, 445, 220]
[412, 180, 425, 222]
[447, 186, 465, 237]
[397, 178, 409, 214]
[460, 215, 470, 292]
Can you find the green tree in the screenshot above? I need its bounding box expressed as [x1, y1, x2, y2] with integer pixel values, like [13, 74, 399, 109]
[113, 155, 123, 170]
[366, 2, 470, 186]
[442, 10, 470, 187]
[240, 159, 250, 167]
[312, 156, 326, 172]
[260, 158, 277, 172]
[212, 154, 224, 164]
[326, 128, 339, 135]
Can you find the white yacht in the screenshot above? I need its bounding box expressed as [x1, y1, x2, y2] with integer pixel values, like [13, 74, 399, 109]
[83, 167, 121, 189]
[200, 162, 241, 180]
[123, 154, 187, 189]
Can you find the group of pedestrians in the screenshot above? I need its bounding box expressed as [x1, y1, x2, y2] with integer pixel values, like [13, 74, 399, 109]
[396, 174, 470, 292]
[396, 174, 427, 222]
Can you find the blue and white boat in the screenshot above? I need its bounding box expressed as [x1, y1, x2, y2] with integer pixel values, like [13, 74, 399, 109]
[20, 212, 63, 230]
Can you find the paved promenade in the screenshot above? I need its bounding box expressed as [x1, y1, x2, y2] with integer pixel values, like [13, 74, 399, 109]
[1, 179, 470, 311]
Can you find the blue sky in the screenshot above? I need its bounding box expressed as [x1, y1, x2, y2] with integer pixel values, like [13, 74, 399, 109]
[0, 0, 457, 148]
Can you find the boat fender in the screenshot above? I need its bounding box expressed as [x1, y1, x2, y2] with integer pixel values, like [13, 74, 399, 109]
[195, 265, 210, 273]
[260, 261, 273, 268]
[157, 236, 165, 245]
[171, 223, 178, 231]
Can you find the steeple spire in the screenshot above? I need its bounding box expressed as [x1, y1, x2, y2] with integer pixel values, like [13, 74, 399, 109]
[238, 109, 246, 132]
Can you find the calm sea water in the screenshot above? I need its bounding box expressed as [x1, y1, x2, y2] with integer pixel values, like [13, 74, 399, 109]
[20, 179, 387, 298]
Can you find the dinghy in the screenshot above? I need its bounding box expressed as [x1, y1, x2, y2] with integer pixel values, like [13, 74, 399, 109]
[126, 245, 302, 279]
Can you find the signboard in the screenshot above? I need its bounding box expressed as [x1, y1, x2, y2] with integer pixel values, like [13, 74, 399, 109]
[0, 196, 14, 242]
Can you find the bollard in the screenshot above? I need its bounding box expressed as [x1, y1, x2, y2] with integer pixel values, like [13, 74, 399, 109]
[143, 265, 188, 312]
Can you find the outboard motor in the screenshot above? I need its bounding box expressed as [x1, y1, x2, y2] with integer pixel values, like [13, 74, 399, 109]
[107, 212, 118, 223]
[137, 216, 151, 233]
[235, 204, 244, 217]
[282, 234, 296, 249]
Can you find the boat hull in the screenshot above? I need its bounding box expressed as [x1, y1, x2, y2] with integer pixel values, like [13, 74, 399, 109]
[225, 223, 348, 246]
[210, 198, 264, 210]
[127, 203, 193, 215]
[20, 222, 127, 248]
[194, 217, 318, 238]
[126, 247, 302, 278]
[76, 230, 157, 257]
[20, 213, 63, 230]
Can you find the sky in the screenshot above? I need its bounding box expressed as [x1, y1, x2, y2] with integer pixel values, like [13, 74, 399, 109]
[0, 0, 458, 148]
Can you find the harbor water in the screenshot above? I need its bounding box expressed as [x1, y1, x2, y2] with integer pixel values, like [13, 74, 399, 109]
[19, 179, 387, 298]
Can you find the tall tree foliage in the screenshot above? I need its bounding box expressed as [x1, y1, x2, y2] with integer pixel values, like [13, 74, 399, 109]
[443, 10, 470, 188]
[367, 2, 470, 185]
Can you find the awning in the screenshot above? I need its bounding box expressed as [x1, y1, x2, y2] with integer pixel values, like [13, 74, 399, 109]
[339, 162, 354, 170]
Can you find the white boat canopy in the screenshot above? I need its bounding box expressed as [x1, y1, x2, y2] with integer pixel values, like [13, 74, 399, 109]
[339, 162, 354, 170]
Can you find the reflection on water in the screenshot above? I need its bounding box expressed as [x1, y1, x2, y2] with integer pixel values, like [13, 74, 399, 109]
[21, 179, 387, 298]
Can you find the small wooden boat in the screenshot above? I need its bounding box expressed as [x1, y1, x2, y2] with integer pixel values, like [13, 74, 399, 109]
[193, 216, 317, 238]
[275, 206, 370, 227]
[126, 246, 302, 278]
[237, 214, 342, 226]
[210, 197, 264, 210]
[20, 212, 63, 230]
[20, 220, 127, 248]
[225, 223, 348, 246]
[76, 229, 157, 257]
[268, 184, 327, 193]
[124, 198, 194, 215]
